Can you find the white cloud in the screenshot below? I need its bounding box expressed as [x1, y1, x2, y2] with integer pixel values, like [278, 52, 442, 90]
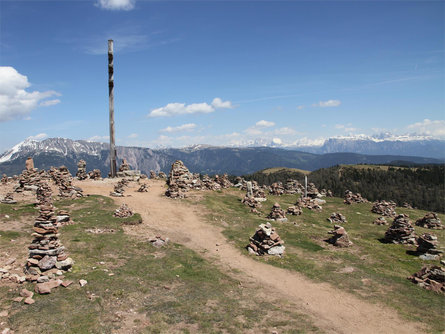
[272, 138, 282, 145]
[297, 105, 304, 110]
[160, 123, 197, 133]
[87, 135, 109, 142]
[39, 99, 60, 107]
[96, 0, 135, 11]
[255, 120, 275, 128]
[148, 98, 232, 117]
[315, 99, 341, 107]
[27, 133, 48, 141]
[128, 133, 138, 138]
[0, 67, 61, 122]
[407, 119, 445, 138]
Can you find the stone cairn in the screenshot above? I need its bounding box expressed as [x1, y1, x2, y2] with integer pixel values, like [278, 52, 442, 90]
[214, 174, 232, 189]
[1, 174, 8, 184]
[76, 160, 88, 180]
[25, 182, 73, 292]
[136, 183, 149, 192]
[284, 179, 304, 195]
[201, 175, 221, 191]
[240, 180, 266, 199]
[296, 197, 322, 211]
[165, 160, 195, 198]
[407, 266, 445, 294]
[320, 189, 333, 197]
[307, 182, 320, 198]
[88, 169, 102, 180]
[402, 202, 413, 209]
[327, 225, 353, 247]
[371, 200, 397, 218]
[158, 171, 167, 179]
[113, 204, 134, 218]
[328, 212, 347, 224]
[119, 158, 130, 172]
[415, 213, 443, 230]
[14, 159, 49, 193]
[241, 181, 264, 213]
[373, 217, 388, 225]
[247, 222, 285, 256]
[1, 192, 17, 204]
[149, 170, 157, 179]
[269, 182, 285, 196]
[267, 202, 287, 222]
[117, 159, 141, 178]
[384, 214, 417, 245]
[110, 179, 126, 197]
[56, 209, 74, 226]
[416, 233, 443, 260]
[49, 166, 83, 198]
[287, 205, 302, 216]
[344, 190, 368, 204]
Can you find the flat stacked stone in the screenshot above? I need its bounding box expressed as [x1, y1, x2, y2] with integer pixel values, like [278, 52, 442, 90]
[407, 266, 445, 294]
[247, 222, 285, 256]
[416, 233, 443, 260]
[371, 200, 397, 218]
[76, 160, 88, 180]
[269, 182, 285, 196]
[344, 190, 368, 204]
[113, 204, 134, 218]
[88, 169, 102, 180]
[384, 214, 417, 245]
[214, 174, 232, 189]
[327, 225, 353, 247]
[287, 205, 302, 216]
[373, 217, 388, 225]
[267, 202, 287, 222]
[328, 212, 347, 224]
[1, 192, 17, 204]
[415, 213, 443, 230]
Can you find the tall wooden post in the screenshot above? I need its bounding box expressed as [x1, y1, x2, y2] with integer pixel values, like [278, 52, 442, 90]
[108, 40, 117, 178]
[304, 175, 308, 198]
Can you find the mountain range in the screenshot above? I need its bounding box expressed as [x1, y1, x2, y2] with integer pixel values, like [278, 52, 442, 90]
[0, 137, 443, 176]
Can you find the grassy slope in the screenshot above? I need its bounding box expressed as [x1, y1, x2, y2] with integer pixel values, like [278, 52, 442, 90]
[260, 167, 311, 175]
[1, 196, 319, 334]
[200, 189, 445, 333]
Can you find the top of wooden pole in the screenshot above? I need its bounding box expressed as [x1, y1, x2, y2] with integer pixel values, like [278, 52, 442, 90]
[108, 39, 113, 53]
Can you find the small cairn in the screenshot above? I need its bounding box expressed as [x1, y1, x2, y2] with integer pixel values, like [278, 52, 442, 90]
[328, 212, 347, 224]
[326, 190, 333, 197]
[327, 225, 353, 247]
[307, 182, 320, 198]
[267, 203, 287, 222]
[384, 214, 417, 245]
[88, 169, 102, 180]
[149, 170, 157, 179]
[371, 200, 397, 218]
[119, 158, 130, 172]
[110, 180, 126, 197]
[1, 174, 8, 184]
[26, 182, 73, 289]
[136, 183, 149, 192]
[149, 235, 169, 248]
[416, 233, 443, 260]
[76, 160, 88, 180]
[1, 192, 17, 204]
[113, 204, 134, 218]
[158, 171, 167, 179]
[407, 266, 445, 294]
[402, 202, 413, 209]
[269, 182, 285, 196]
[214, 174, 232, 189]
[296, 197, 322, 211]
[287, 205, 302, 216]
[202, 175, 221, 191]
[247, 222, 285, 256]
[284, 179, 303, 195]
[344, 190, 368, 204]
[373, 217, 388, 225]
[415, 213, 443, 230]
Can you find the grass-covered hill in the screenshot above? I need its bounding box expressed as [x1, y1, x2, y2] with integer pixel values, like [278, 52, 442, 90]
[241, 164, 445, 213]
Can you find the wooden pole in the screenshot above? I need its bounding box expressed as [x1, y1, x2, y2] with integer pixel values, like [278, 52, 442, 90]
[108, 39, 117, 178]
[304, 175, 307, 198]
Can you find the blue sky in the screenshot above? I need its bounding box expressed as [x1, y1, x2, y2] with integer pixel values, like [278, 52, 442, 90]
[0, 0, 444, 152]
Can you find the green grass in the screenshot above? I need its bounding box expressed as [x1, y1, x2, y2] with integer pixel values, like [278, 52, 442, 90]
[201, 189, 445, 333]
[1, 195, 320, 334]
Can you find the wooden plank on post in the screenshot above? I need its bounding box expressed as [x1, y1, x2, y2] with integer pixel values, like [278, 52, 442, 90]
[108, 39, 117, 178]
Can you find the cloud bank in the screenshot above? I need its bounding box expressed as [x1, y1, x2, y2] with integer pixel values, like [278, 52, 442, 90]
[96, 0, 135, 11]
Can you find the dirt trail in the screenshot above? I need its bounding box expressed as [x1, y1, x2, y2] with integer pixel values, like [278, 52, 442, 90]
[78, 179, 423, 334]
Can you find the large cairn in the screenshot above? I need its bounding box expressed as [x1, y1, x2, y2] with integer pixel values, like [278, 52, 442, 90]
[76, 160, 88, 180]
[344, 190, 368, 204]
[407, 266, 445, 294]
[269, 182, 285, 196]
[49, 166, 83, 198]
[25, 182, 73, 285]
[328, 212, 347, 224]
[15, 162, 49, 193]
[306, 182, 320, 198]
[371, 200, 397, 218]
[327, 225, 353, 247]
[267, 202, 287, 222]
[165, 160, 194, 198]
[247, 223, 285, 256]
[384, 214, 417, 245]
[416, 233, 443, 260]
[415, 213, 443, 230]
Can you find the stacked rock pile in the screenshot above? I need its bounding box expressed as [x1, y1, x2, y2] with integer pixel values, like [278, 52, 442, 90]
[25, 157, 34, 170]
[158, 171, 167, 179]
[88, 169, 102, 180]
[267, 203, 287, 222]
[113, 204, 134, 218]
[49, 166, 72, 185]
[15, 169, 49, 193]
[36, 182, 53, 205]
[149, 170, 157, 179]
[110, 180, 126, 197]
[373, 217, 388, 225]
[407, 266, 445, 293]
[137, 184, 148, 192]
[241, 196, 262, 213]
[149, 235, 169, 248]
[76, 160, 88, 180]
[1, 193, 17, 204]
[328, 212, 347, 224]
[284, 179, 303, 194]
[1, 174, 8, 184]
[215, 174, 232, 189]
[415, 213, 443, 230]
[56, 209, 73, 226]
[344, 190, 368, 204]
[269, 182, 285, 196]
[247, 222, 285, 256]
[165, 160, 195, 198]
[117, 159, 141, 178]
[240, 180, 266, 199]
[48, 167, 83, 199]
[403, 202, 413, 209]
[384, 214, 417, 245]
[327, 225, 353, 247]
[287, 205, 302, 216]
[234, 176, 244, 188]
[371, 200, 397, 217]
[201, 175, 221, 191]
[307, 182, 320, 198]
[416, 233, 443, 260]
[25, 183, 73, 288]
[326, 190, 333, 197]
[119, 159, 130, 172]
[296, 197, 322, 211]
